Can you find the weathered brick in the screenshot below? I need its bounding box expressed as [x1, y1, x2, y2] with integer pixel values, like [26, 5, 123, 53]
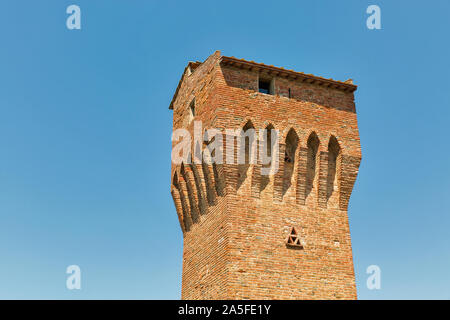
[169, 51, 361, 300]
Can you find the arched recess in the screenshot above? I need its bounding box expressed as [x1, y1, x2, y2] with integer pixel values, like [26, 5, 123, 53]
[212, 161, 225, 197]
[202, 144, 216, 206]
[237, 120, 256, 190]
[282, 128, 299, 198]
[305, 132, 320, 201]
[173, 171, 191, 231]
[190, 162, 207, 215]
[260, 123, 275, 192]
[181, 163, 199, 223]
[326, 135, 341, 204]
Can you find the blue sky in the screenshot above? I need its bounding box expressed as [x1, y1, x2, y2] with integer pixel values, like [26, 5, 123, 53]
[0, 0, 449, 299]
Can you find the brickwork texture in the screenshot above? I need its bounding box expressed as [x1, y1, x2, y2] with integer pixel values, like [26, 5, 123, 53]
[169, 51, 361, 300]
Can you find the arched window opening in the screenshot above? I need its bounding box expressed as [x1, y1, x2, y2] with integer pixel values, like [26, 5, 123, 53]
[326, 136, 341, 203]
[305, 132, 319, 200]
[261, 124, 274, 192]
[237, 121, 255, 190]
[188, 98, 195, 122]
[282, 128, 298, 197]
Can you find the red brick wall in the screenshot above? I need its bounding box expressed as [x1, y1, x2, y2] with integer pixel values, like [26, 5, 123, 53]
[170, 53, 361, 299]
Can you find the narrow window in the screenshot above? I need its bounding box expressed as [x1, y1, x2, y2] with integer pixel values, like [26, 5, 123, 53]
[260, 124, 274, 192]
[282, 128, 298, 197]
[327, 136, 341, 203]
[189, 98, 195, 122]
[305, 132, 319, 200]
[288, 88, 291, 98]
[237, 121, 255, 190]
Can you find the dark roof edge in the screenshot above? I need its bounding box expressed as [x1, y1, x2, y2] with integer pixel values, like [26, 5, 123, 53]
[221, 56, 357, 93]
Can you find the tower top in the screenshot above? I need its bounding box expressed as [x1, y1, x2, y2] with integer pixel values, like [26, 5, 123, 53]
[169, 51, 357, 110]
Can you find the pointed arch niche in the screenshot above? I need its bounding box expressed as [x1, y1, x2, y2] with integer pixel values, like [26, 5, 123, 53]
[260, 123, 275, 193]
[282, 128, 299, 198]
[305, 132, 320, 202]
[237, 121, 256, 190]
[326, 136, 341, 206]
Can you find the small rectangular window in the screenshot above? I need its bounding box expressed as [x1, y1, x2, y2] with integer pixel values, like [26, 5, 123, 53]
[259, 79, 272, 94]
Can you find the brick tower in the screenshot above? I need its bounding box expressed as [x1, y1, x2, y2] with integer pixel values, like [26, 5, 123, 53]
[169, 51, 361, 299]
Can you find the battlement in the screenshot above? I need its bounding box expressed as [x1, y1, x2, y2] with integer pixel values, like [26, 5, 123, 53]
[171, 128, 360, 233]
